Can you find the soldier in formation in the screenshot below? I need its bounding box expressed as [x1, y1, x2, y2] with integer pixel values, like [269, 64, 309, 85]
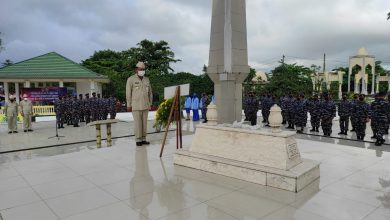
[370, 92, 389, 146]
[308, 94, 321, 132]
[246, 92, 259, 126]
[352, 94, 370, 141]
[320, 93, 336, 136]
[338, 94, 351, 135]
[53, 93, 117, 128]
[293, 94, 307, 133]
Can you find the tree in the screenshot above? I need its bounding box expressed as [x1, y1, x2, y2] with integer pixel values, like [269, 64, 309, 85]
[263, 63, 313, 97]
[2, 59, 13, 67]
[82, 40, 181, 101]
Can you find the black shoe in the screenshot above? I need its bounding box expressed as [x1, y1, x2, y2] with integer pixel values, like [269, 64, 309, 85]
[310, 129, 315, 132]
[344, 132, 348, 135]
[142, 141, 150, 145]
[351, 129, 356, 132]
[28, 129, 33, 132]
[8, 131, 12, 134]
[296, 130, 303, 134]
[375, 140, 382, 146]
[371, 135, 376, 139]
[315, 128, 319, 132]
[13, 131, 18, 133]
[338, 132, 343, 135]
[73, 125, 80, 127]
[24, 130, 27, 132]
[136, 142, 143, 146]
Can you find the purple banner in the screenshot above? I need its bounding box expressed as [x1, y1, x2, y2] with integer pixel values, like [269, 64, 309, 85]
[21, 87, 68, 102]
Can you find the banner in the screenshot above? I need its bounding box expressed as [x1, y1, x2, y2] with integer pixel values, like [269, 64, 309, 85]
[21, 87, 68, 102]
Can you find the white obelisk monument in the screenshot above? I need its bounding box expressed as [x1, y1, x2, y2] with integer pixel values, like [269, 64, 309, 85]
[207, 0, 250, 123]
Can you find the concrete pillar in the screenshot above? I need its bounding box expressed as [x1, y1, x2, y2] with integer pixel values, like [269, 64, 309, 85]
[90, 80, 96, 95]
[348, 62, 352, 92]
[362, 59, 367, 95]
[4, 82, 9, 102]
[207, 0, 250, 123]
[59, 81, 64, 88]
[15, 83, 20, 104]
[25, 81, 31, 88]
[34, 82, 39, 88]
[373, 65, 376, 93]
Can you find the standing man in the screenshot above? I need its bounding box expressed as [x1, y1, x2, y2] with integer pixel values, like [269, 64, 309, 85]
[294, 94, 307, 134]
[308, 94, 321, 133]
[71, 96, 80, 127]
[20, 94, 33, 132]
[338, 94, 351, 135]
[78, 94, 85, 122]
[84, 93, 91, 123]
[370, 92, 389, 146]
[184, 95, 192, 121]
[353, 94, 370, 141]
[4, 95, 18, 134]
[201, 93, 210, 123]
[191, 93, 200, 121]
[320, 93, 336, 136]
[350, 94, 359, 132]
[54, 96, 64, 129]
[126, 61, 153, 146]
[247, 92, 259, 126]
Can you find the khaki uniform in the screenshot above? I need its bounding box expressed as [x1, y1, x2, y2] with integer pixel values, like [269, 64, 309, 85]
[126, 75, 153, 142]
[20, 100, 33, 130]
[4, 101, 18, 132]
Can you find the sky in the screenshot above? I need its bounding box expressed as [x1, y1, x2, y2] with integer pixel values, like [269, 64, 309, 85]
[0, 0, 389, 74]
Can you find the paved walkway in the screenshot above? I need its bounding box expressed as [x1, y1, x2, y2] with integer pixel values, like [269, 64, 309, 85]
[0, 132, 389, 219]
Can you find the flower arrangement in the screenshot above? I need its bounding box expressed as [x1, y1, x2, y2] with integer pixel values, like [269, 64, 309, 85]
[154, 98, 174, 130]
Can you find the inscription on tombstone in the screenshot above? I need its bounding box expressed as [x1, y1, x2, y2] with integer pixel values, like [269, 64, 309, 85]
[287, 143, 300, 159]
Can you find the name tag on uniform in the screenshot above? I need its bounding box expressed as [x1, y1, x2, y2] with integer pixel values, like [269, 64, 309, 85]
[135, 82, 140, 85]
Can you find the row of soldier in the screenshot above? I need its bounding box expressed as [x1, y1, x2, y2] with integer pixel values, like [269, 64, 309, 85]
[244, 91, 390, 146]
[54, 92, 117, 129]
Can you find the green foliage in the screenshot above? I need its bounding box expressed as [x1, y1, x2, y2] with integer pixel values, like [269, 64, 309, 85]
[2, 59, 13, 67]
[262, 63, 313, 97]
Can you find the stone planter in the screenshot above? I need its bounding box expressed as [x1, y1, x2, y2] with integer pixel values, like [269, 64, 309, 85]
[269, 104, 283, 133]
[206, 104, 218, 126]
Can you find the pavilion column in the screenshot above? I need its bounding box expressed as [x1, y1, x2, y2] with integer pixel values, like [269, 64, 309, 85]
[373, 66, 377, 94]
[25, 81, 31, 88]
[90, 80, 96, 95]
[348, 64, 352, 92]
[338, 83, 342, 99]
[59, 81, 64, 88]
[34, 82, 39, 88]
[4, 82, 9, 102]
[15, 83, 20, 104]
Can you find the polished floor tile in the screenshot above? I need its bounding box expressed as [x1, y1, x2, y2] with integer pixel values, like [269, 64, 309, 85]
[290, 191, 377, 220]
[62, 202, 146, 220]
[45, 187, 118, 218]
[22, 167, 79, 185]
[205, 190, 285, 219]
[0, 166, 19, 179]
[0, 175, 29, 193]
[101, 176, 156, 201]
[157, 203, 239, 220]
[83, 167, 133, 186]
[260, 205, 330, 220]
[364, 207, 390, 220]
[32, 176, 95, 199]
[0, 201, 58, 220]
[0, 187, 41, 210]
[125, 186, 202, 220]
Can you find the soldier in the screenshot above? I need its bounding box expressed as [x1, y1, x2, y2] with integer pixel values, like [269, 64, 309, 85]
[352, 94, 370, 140]
[20, 94, 33, 132]
[286, 94, 295, 129]
[71, 96, 80, 127]
[294, 94, 307, 133]
[184, 95, 192, 121]
[191, 93, 200, 121]
[54, 96, 64, 128]
[247, 92, 259, 126]
[350, 94, 359, 132]
[84, 93, 91, 123]
[102, 96, 109, 120]
[308, 94, 321, 132]
[97, 93, 103, 120]
[260, 94, 266, 123]
[243, 93, 250, 121]
[370, 92, 389, 146]
[65, 95, 72, 125]
[370, 95, 379, 139]
[108, 95, 117, 119]
[201, 93, 210, 123]
[263, 93, 272, 126]
[4, 95, 18, 133]
[78, 94, 85, 122]
[320, 93, 336, 136]
[126, 61, 153, 146]
[90, 92, 98, 121]
[338, 94, 351, 135]
[280, 95, 287, 124]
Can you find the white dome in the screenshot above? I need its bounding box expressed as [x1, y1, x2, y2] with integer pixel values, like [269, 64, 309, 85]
[357, 47, 368, 56]
[252, 71, 268, 82]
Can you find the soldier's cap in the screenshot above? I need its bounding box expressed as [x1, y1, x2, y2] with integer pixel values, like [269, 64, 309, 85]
[85, 93, 89, 96]
[79, 94, 83, 96]
[136, 62, 145, 69]
[92, 92, 96, 95]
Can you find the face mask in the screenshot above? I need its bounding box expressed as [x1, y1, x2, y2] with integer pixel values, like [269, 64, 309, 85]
[138, 71, 145, 77]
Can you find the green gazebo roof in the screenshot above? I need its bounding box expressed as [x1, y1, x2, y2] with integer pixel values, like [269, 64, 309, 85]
[0, 52, 109, 80]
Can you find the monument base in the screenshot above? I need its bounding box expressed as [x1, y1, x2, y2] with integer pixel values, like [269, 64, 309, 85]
[174, 150, 319, 192]
[173, 125, 320, 192]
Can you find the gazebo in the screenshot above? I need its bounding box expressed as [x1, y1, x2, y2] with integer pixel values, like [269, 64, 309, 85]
[348, 47, 376, 95]
[0, 52, 109, 103]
